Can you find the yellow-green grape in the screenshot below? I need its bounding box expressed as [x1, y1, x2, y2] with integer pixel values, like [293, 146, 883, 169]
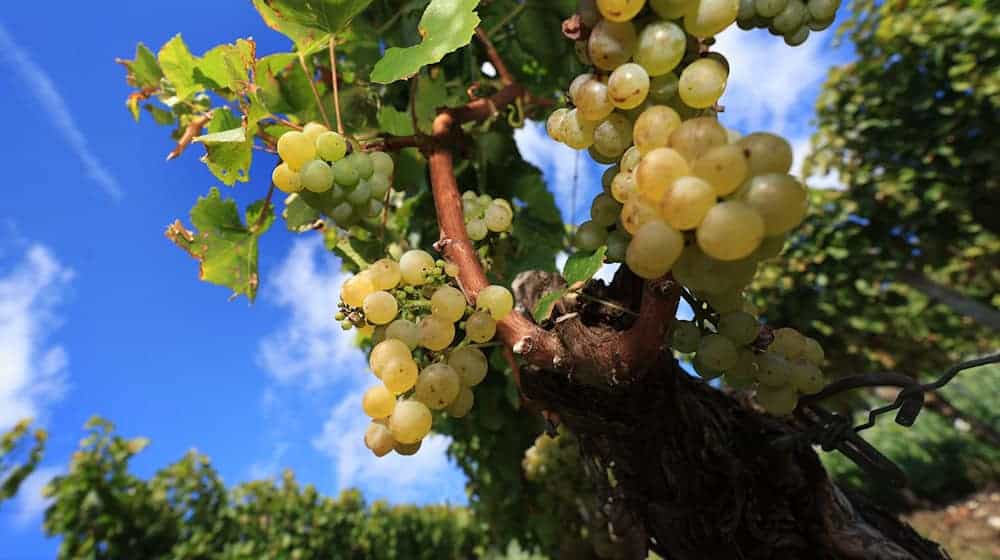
[669, 117, 728, 162]
[755, 384, 798, 415]
[801, 337, 825, 366]
[626, 219, 683, 279]
[394, 440, 422, 456]
[349, 152, 375, 180]
[389, 400, 433, 444]
[669, 320, 701, 353]
[363, 291, 399, 325]
[697, 333, 739, 370]
[789, 360, 824, 394]
[635, 21, 686, 76]
[448, 346, 488, 387]
[330, 202, 354, 225]
[648, 73, 680, 104]
[608, 64, 650, 110]
[591, 194, 623, 227]
[651, 0, 698, 18]
[593, 113, 634, 159]
[364, 421, 395, 457]
[418, 315, 456, 351]
[477, 285, 514, 321]
[691, 144, 748, 196]
[597, 0, 646, 21]
[546, 108, 569, 143]
[277, 131, 316, 170]
[693, 354, 723, 380]
[575, 79, 616, 122]
[685, 0, 740, 37]
[485, 201, 514, 232]
[346, 180, 371, 206]
[300, 160, 335, 193]
[737, 132, 794, 176]
[633, 105, 682, 156]
[381, 357, 419, 394]
[341, 273, 376, 308]
[808, 0, 840, 20]
[568, 73, 595, 103]
[784, 27, 810, 47]
[362, 385, 396, 418]
[559, 109, 597, 150]
[659, 176, 716, 230]
[399, 249, 436, 285]
[636, 147, 691, 202]
[679, 58, 728, 109]
[769, 327, 807, 360]
[742, 173, 807, 236]
[466, 311, 497, 343]
[415, 363, 462, 410]
[588, 19, 638, 71]
[272, 163, 302, 193]
[621, 146, 642, 173]
[696, 201, 765, 261]
[773, 0, 807, 33]
[755, 0, 787, 17]
[370, 150, 394, 177]
[316, 131, 348, 162]
[620, 197, 659, 234]
[611, 171, 637, 203]
[446, 387, 475, 418]
[370, 339, 411, 375]
[467, 219, 488, 241]
[574, 220, 609, 251]
[718, 311, 759, 345]
[302, 122, 329, 145]
[753, 351, 791, 387]
[431, 286, 468, 323]
[385, 319, 420, 350]
[333, 158, 360, 188]
[369, 258, 402, 290]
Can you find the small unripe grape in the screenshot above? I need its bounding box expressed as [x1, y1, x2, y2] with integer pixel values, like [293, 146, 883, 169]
[650, 0, 697, 18]
[620, 197, 659, 234]
[691, 144, 748, 196]
[626, 219, 683, 279]
[659, 176, 716, 230]
[485, 201, 514, 232]
[636, 147, 691, 202]
[315, 131, 347, 162]
[648, 73, 680, 104]
[349, 152, 375, 179]
[465, 311, 497, 343]
[449, 347, 489, 387]
[362, 385, 396, 418]
[363, 291, 398, 325]
[669, 117, 728, 162]
[419, 315, 456, 351]
[591, 194, 623, 227]
[277, 131, 316, 170]
[633, 105, 682, 155]
[446, 387, 475, 418]
[611, 171, 637, 203]
[381, 357, 419, 394]
[738, 132, 794, 176]
[370, 339, 410, 374]
[364, 421, 395, 457]
[466, 219, 488, 241]
[789, 360, 824, 394]
[754, 351, 791, 387]
[742, 173, 808, 235]
[697, 334, 739, 370]
[399, 250, 436, 285]
[670, 320, 702, 353]
[597, 0, 646, 21]
[272, 162, 302, 193]
[575, 79, 616, 122]
[369, 150, 394, 177]
[414, 363, 462, 410]
[546, 108, 569, 142]
[588, 20, 638, 71]
[593, 113, 634, 159]
[333, 158, 360, 188]
[341, 273, 376, 308]
[679, 58, 728, 109]
[685, 0, 740, 37]
[574, 220, 609, 251]
[608, 63, 650, 110]
[389, 400, 433, 444]
[431, 286, 468, 323]
[559, 109, 597, 150]
[635, 21, 686, 76]
[369, 259, 402, 290]
[718, 311, 759, 345]
[302, 122, 329, 144]
[300, 160, 334, 193]
[755, 384, 798, 415]
[606, 229, 630, 262]
[477, 285, 514, 321]
[696, 201, 765, 261]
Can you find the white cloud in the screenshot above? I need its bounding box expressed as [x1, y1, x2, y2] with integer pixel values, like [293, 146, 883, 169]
[0, 244, 73, 431]
[246, 441, 290, 480]
[0, 25, 122, 200]
[8, 466, 60, 528]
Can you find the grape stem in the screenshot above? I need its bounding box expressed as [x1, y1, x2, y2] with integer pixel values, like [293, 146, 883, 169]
[328, 38, 345, 135]
[297, 52, 332, 129]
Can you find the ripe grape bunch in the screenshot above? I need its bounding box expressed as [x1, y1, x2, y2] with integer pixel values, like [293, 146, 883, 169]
[272, 122, 395, 228]
[337, 249, 515, 457]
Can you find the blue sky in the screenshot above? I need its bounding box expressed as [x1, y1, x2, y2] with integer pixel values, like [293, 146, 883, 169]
[0, 3, 852, 558]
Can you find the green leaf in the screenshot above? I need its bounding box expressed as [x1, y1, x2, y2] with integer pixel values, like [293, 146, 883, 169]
[166, 188, 273, 302]
[532, 289, 565, 323]
[199, 110, 252, 185]
[255, 53, 299, 113]
[158, 35, 202, 99]
[563, 247, 607, 285]
[377, 106, 415, 136]
[252, 0, 374, 52]
[144, 104, 174, 125]
[370, 0, 481, 84]
[282, 193, 321, 232]
[120, 42, 163, 89]
[157, 35, 253, 100]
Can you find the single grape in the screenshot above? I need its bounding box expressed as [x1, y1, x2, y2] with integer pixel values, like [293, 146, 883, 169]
[679, 58, 728, 109]
[597, 0, 646, 21]
[753, 351, 791, 387]
[693, 354, 723, 380]
[277, 131, 316, 170]
[670, 320, 702, 353]
[591, 193, 624, 227]
[635, 21, 686, 76]
[414, 363, 461, 410]
[315, 131, 347, 162]
[807, 0, 840, 19]
[718, 311, 759, 345]
[431, 286, 468, 323]
[755, 384, 798, 415]
[485, 201, 514, 232]
[626, 219, 684, 279]
[370, 338, 411, 375]
[685, 0, 740, 37]
[272, 163, 302, 193]
[633, 105, 682, 156]
[302, 122, 329, 144]
[697, 333, 739, 370]
[364, 421, 395, 457]
[341, 273, 376, 308]
[465, 311, 497, 343]
[801, 337, 825, 366]
[331, 201, 355, 225]
[808, 17, 835, 31]
[349, 152, 375, 179]
[769, 327, 807, 360]
[299, 160, 334, 193]
[399, 250, 436, 285]
[588, 19, 638, 71]
[773, 0, 807, 33]
[394, 439, 421, 456]
[742, 173, 808, 235]
[659, 175, 716, 230]
[725, 348, 758, 388]
[636, 147, 691, 202]
[602, 166, 619, 193]
[669, 117, 728, 162]
[419, 315, 456, 351]
[696, 201, 765, 261]
[467, 219, 488, 241]
[648, 73, 680, 104]
[574, 220, 610, 251]
[608, 63, 651, 110]
[650, 0, 697, 18]
[589, 146, 620, 165]
[620, 197, 659, 234]
[559, 109, 598, 150]
[568, 73, 595, 103]
[755, 0, 788, 17]
[546, 108, 569, 142]
[333, 158, 360, 188]
[784, 26, 809, 46]
[737, 0, 756, 21]
[449, 346, 488, 387]
[738, 132, 794, 176]
[620, 146, 642, 173]
[575, 79, 616, 122]
[477, 285, 514, 321]
[370, 150, 394, 177]
[381, 357, 419, 394]
[606, 229, 630, 262]
[789, 360, 824, 394]
[363, 291, 399, 325]
[691, 144, 748, 196]
[389, 400, 433, 444]
[593, 113, 635, 159]
[446, 387, 475, 418]
[611, 171, 637, 203]
[362, 385, 396, 418]
[344, 180, 369, 207]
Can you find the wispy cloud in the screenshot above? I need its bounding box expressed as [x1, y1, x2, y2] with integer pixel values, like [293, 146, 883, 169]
[0, 24, 122, 200]
[0, 244, 73, 431]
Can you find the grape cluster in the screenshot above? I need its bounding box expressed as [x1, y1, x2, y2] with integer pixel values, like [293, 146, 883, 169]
[272, 122, 395, 228]
[736, 0, 841, 45]
[337, 250, 515, 457]
[462, 191, 514, 242]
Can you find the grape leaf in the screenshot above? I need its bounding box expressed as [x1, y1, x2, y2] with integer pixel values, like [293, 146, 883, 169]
[283, 193, 321, 232]
[370, 0, 481, 84]
[195, 110, 252, 185]
[377, 106, 415, 136]
[119, 42, 163, 89]
[165, 188, 274, 302]
[157, 35, 254, 99]
[563, 247, 607, 285]
[252, 0, 374, 53]
[532, 290, 565, 324]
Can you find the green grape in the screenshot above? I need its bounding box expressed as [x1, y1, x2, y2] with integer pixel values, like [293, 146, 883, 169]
[329, 184, 346, 202]
[574, 220, 609, 251]
[333, 158, 360, 188]
[635, 21, 686, 76]
[773, 0, 807, 33]
[331, 201, 354, 225]
[467, 219, 488, 241]
[272, 163, 302, 193]
[755, 385, 798, 415]
[385, 319, 420, 350]
[742, 173, 807, 235]
[769, 327, 807, 360]
[449, 346, 488, 387]
[362, 385, 396, 418]
[752, 235, 786, 261]
[346, 180, 371, 206]
[789, 360, 824, 394]
[738, 132, 793, 176]
[575, 79, 616, 122]
[659, 176, 716, 230]
[597, 0, 646, 21]
[341, 273, 375, 308]
[316, 132, 347, 163]
[277, 131, 316, 170]
[648, 73, 680, 104]
[685, 0, 740, 37]
[784, 26, 809, 46]
[298, 160, 332, 193]
[446, 387, 475, 418]
[559, 109, 597, 150]
[602, 166, 619, 193]
[679, 58, 728, 109]
[633, 105, 682, 155]
[669, 320, 701, 353]
[626, 219, 683, 279]
[368, 174, 391, 200]
[808, 17, 835, 31]
[389, 400, 433, 444]
[724, 348, 758, 388]
[718, 311, 759, 345]
[431, 286, 468, 323]
[399, 249, 436, 285]
[693, 354, 723, 380]
[754, 0, 787, 17]
[349, 152, 375, 179]
[691, 144, 748, 196]
[593, 113, 634, 158]
[591, 194, 623, 227]
[477, 285, 514, 321]
[370, 150, 394, 177]
[611, 170, 637, 203]
[621, 146, 642, 173]
[807, 0, 839, 19]
[364, 421, 395, 457]
[485, 201, 513, 232]
[370, 339, 411, 375]
[546, 108, 569, 142]
[753, 351, 791, 387]
[465, 311, 497, 343]
[608, 64, 651, 110]
[620, 197, 659, 234]
[737, 0, 756, 21]
[414, 363, 461, 410]
[636, 147, 690, 202]
[589, 146, 619, 165]
[588, 19, 638, 71]
[650, 0, 697, 18]
[419, 315, 456, 351]
[669, 117, 728, 162]
[697, 333, 739, 370]
[801, 337, 824, 366]
[363, 291, 399, 325]
[366, 199, 384, 218]
[381, 357, 419, 394]
[696, 201, 765, 261]
[302, 122, 329, 144]
[605, 229, 630, 262]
